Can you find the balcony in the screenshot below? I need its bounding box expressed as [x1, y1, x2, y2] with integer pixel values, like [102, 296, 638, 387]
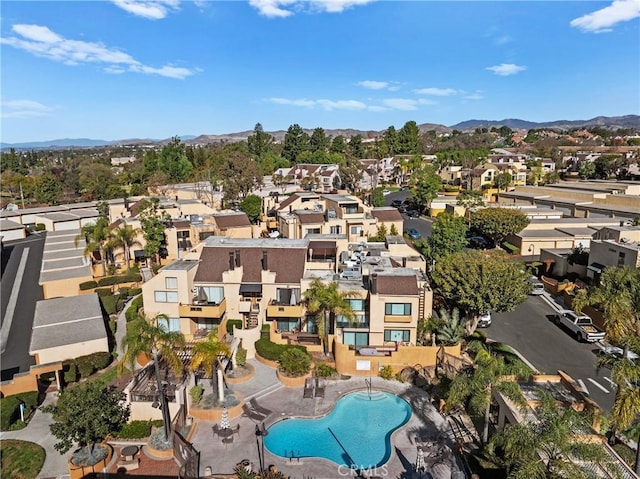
[384, 314, 412, 323]
[267, 300, 303, 319]
[349, 343, 397, 357]
[179, 298, 226, 319]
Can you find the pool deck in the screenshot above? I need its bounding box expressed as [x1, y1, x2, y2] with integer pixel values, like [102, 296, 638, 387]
[192, 360, 465, 478]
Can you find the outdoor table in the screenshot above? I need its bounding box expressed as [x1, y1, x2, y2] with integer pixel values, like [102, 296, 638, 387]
[121, 445, 139, 461]
[218, 428, 233, 439]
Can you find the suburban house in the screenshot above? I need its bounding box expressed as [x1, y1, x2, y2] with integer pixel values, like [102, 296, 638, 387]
[587, 226, 640, 279]
[0, 218, 27, 241]
[211, 212, 253, 238]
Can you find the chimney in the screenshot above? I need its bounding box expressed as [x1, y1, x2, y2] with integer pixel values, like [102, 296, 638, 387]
[235, 249, 241, 267]
[124, 197, 130, 211]
[402, 257, 407, 267]
[370, 273, 378, 294]
[262, 251, 268, 270]
[228, 252, 235, 270]
[175, 195, 178, 201]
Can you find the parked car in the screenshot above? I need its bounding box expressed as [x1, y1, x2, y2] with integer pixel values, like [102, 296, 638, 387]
[477, 312, 492, 328]
[529, 276, 545, 295]
[406, 228, 421, 240]
[391, 200, 403, 207]
[552, 310, 606, 342]
[405, 209, 420, 218]
[598, 344, 640, 361]
[468, 236, 492, 249]
[382, 189, 391, 196]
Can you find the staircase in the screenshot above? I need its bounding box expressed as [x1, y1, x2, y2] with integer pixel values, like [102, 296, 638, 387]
[246, 302, 260, 329]
[418, 286, 427, 320]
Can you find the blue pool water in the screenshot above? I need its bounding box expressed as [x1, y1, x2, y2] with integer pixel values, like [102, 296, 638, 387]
[264, 391, 412, 468]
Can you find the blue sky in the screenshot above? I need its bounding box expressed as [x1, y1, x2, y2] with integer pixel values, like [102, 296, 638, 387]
[1, 0, 639, 143]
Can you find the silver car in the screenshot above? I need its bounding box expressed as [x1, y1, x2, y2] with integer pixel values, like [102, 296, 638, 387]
[529, 277, 545, 295]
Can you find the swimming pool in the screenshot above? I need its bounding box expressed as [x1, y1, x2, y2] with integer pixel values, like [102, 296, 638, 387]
[264, 391, 412, 468]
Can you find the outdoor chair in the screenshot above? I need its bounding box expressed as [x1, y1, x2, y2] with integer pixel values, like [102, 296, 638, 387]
[222, 435, 234, 447]
[249, 398, 272, 417]
[242, 403, 268, 421]
[314, 377, 325, 398]
[212, 424, 220, 437]
[303, 378, 314, 399]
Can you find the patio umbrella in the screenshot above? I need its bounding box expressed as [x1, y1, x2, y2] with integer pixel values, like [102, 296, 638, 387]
[415, 447, 425, 472]
[197, 287, 208, 303]
[219, 407, 230, 430]
[290, 289, 297, 306]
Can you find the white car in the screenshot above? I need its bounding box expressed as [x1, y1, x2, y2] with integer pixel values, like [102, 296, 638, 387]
[529, 277, 545, 295]
[599, 344, 640, 361]
[382, 189, 391, 196]
[477, 312, 492, 328]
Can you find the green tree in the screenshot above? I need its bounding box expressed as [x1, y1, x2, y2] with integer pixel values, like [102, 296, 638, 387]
[370, 187, 385, 207]
[487, 389, 609, 478]
[247, 123, 273, 159]
[426, 212, 468, 261]
[330, 135, 346, 154]
[411, 164, 442, 212]
[457, 190, 484, 209]
[398, 120, 422, 154]
[271, 173, 291, 193]
[240, 194, 262, 223]
[159, 137, 193, 182]
[471, 207, 530, 248]
[107, 224, 142, 273]
[78, 161, 119, 200]
[338, 156, 365, 193]
[310, 127, 329, 153]
[189, 329, 231, 402]
[369, 223, 388, 242]
[494, 171, 512, 191]
[138, 198, 171, 264]
[303, 280, 355, 356]
[218, 152, 263, 202]
[75, 217, 111, 277]
[544, 171, 561, 184]
[42, 381, 130, 455]
[578, 160, 595, 179]
[382, 126, 400, 156]
[431, 250, 531, 333]
[389, 223, 399, 236]
[119, 313, 186, 440]
[347, 135, 364, 159]
[36, 172, 61, 204]
[447, 349, 527, 443]
[282, 124, 310, 163]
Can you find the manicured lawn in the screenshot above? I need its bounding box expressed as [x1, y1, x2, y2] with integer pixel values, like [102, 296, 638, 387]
[0, 439, 46, 479]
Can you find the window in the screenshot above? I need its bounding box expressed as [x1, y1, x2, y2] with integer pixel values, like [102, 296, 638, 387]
[195, 286, 224, 304]
[343, 332, 369, 346]
[344, 204, 358, 214]
[276, 320, 300, 332]
[618, 252, 626, 267]
[330, 225, 342, 234]
[384, 330, 409, 342]
[385, 303, 411, 315]
[350, 226, 363, 235]
[165, 277, 178, 289]
[305, 228, 321, 235]
[158, 316, 180, 332]
[154, 291, 179, 303]
[347, 299, 365, 311]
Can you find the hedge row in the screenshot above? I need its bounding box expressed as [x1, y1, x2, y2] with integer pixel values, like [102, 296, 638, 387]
[0, 392, 39, 431]
[98, 273, 142, 287]
[125, 295, 143, 322]
[226, 319, 242, 334]
[501, 241, 520, 255]
[254, 338, 307, 362]
[116, 419, 163, 439]
[80, 280, 99, 291]
[62, 352, 113, 383]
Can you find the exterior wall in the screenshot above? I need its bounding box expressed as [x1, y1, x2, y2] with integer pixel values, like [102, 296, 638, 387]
[42, 275, 94, 299]
[0, 228, 26, 241]
[368, 293, 419, 345]
[218, 226, 253, 239]
[333, 342, 461, 376]
[589, 241, 640, 270]
[128, 399, 181, 423]
[33, 338, 109, 365]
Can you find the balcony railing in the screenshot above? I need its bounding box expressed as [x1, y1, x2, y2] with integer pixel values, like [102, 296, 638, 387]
[348, 344, 397, 357]
[179, 298, 226, 319]
[384, 314, 412, 323]
[266, 300, 303, 319]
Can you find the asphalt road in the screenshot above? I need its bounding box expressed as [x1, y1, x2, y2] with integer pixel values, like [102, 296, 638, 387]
[1, 234, 45, 381]
[486, 295, 615, 412]
[384, 190, 433, 239]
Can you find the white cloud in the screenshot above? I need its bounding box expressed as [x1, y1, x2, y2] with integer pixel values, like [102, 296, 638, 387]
[268, 97, 316, 107]
[570, 0, 640, 33]
[250, 0, 373, 17]
[111, 0, 180, 20]
[463, 91, 484, 100]
[316, 99, 367, 110]
[414, 87, 457, 96]
[1, 99, 54, 119]
[417, 98, 436, 105]
[486, 63, 526, 76]
[494, 35, 513, 46]
[367, 105, 389, 112]
[1, 24, 194, 79]
[357, 80, 389, 90]
[381, 98, 418, 111]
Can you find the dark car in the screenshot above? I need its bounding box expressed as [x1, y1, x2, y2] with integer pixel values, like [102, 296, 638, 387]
[468, 236, 492, 249]
[391, 200, 403, 207]
[405, 209, 420, 218]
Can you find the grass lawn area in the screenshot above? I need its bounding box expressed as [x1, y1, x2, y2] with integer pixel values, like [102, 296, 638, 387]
[0, 439, 46, 479]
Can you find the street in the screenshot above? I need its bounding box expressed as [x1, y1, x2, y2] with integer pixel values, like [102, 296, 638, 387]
[384, 189, 433, 239]
[1, 234, 45, 381]
[487, 295, 615, 412]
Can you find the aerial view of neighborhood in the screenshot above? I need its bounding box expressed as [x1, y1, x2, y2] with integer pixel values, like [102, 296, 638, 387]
[1, 1, 639, 479]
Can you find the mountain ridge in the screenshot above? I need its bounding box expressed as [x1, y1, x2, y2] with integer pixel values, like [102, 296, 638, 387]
[2, 115, 638, 150]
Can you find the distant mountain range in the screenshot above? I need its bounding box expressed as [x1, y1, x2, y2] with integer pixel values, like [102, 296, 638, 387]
[2, 115, 638, 150]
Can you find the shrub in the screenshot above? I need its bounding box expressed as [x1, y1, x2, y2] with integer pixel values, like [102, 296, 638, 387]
[64, 363, 78, 384]
[100, 295, 117, 315]
[109, 319, 117, 336]
[79, 280, 98, 291]
[226, 319, 242, 334]
[97, 273, 142, 287]
[190, 385, 204, 404]
[88, 351, 112, 370]
[126, 295, 143, 322]
[279, 348, 311, 377]
[236, 347, 247, 367]
[255, 338, 307, 362]
[95, 287, 113, 297]
[35, 223, 46, 231]
[0, 392, 39, 431]
[76, 356, 95, 379]
[314, 363, 336, 378]
[501, 241, 520, 255]
[117, 420, 153, 439]
[129, 288, 142, 296]
[118, 286, 131, 297]
[379, 365, 394, 380]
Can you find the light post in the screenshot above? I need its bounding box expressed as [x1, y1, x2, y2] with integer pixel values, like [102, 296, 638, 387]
[152, 377, 171, 442]
[254, 422, 268, 475]
[528, 244, 534, 262]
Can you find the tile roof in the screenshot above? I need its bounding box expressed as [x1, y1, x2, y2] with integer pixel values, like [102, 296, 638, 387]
[213, 212, 251, 228]
[371, 208, 403, 222]
[194, 243, 307, 283]
[374, 273, 419, 295]
[297, 212, 325, 224]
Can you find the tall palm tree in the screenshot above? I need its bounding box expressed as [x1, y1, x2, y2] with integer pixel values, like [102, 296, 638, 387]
[189, 329, 231, 404]
[75, 217, 110, 276]
[447, 349, 529, 444]
[487, 389, 609, 479]
[119, 313, 186, 441]
[107, 224, 142, 274]
[303, 279, 355, 357]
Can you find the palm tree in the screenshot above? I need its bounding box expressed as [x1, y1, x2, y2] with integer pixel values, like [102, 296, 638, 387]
[107, 224, 142, 274]
[434, 308, 466, 346]
[303, 279, 355, 357]
[447, 348, 529, 444]
[119, 313, 186, 441]
[487, 389, 609, 478]
[189, 329, 231, 404]
[75, 217, 110, 276]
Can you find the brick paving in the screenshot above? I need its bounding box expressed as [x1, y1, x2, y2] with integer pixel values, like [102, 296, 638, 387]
[106, 446, 180, 477]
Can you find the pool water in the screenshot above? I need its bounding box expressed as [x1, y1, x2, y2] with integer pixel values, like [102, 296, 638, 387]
[264, 391, 412, 468]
